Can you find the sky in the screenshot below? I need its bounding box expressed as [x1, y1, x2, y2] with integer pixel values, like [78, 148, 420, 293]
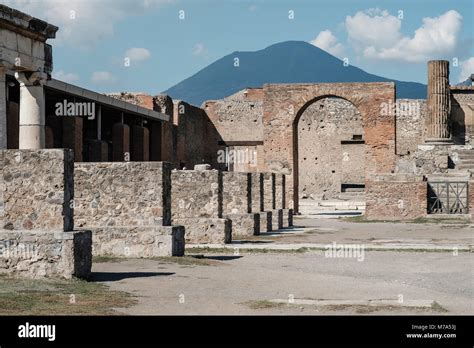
[5, 0, 474, 94]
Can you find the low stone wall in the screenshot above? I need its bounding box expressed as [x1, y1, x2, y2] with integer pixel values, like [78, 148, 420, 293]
[92, 226, 184, 257]
[250, 173, 264, 213]
[173, 218, 231, 244]
[171, 170, 222, 219]
[222, 172, 260, 236]
[0, 149, 92, 279]
[0, 149, 74, 231]
[0, 230, 92, 279]
[366, 174, 427, 220]
[172, 170, 231, 243]
[74, 161, 183, 256]
[74, 162, 172, 227]
[222, 172, 251, 214]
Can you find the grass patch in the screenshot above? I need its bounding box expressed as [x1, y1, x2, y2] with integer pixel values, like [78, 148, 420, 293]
[431, 301, 449, 313]
[93, 255, 123, 263]
[0, 276, 136, 315]
[243, 300, 287, 310]
[151, 256, 222, 266]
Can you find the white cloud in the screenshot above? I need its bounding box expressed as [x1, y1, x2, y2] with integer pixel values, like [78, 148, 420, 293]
[345, 9, 462, 62]
[3, 0, 174, 48]
[91, 71, 116, 84]
[310, 30, 344, 58]
[459, 57, 474, 82]
[192, 43, 208, 56]
[125, 48, 151, 63]
[53, 70, 80, 83]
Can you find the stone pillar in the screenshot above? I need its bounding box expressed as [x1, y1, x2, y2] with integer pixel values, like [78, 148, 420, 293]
[150, 121, 162, 161]
[88, 139, 109, 161]
[0, 68, 6, 149]
[425, 60, 451, 142]
[112, 123, 130, 161]
[62, 117, 83, 161]
[15, 72, 46, 149]
[131, 125, 150, 161]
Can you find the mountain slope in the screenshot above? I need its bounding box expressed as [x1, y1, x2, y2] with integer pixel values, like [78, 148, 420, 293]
[164, 41, 427, 106]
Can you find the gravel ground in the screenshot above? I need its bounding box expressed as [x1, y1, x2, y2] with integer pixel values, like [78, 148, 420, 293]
[92, 249, 474, 315]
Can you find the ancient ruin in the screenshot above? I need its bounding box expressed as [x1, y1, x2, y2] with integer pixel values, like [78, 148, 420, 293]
[0, 4, 473, 279]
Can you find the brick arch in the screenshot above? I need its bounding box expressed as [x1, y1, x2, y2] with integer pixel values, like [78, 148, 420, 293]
[262, 82, 396, 212]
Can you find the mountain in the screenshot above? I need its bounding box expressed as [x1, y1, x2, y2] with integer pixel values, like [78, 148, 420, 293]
[164, 41, 427, 106]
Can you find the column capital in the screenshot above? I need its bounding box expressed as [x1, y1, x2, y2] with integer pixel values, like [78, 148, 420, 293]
[14, 71, 48, 87]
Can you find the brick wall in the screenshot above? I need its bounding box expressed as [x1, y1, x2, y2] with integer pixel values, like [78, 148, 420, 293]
[366, 174, 427, 220]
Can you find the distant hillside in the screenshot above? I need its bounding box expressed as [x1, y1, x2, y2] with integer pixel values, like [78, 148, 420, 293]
[164, 41, 427, 106]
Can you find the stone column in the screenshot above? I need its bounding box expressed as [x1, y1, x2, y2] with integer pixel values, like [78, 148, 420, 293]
[62, 117, 83, 161]
[131, 125, 150, 161]
[425, 60, 451, 142]
[0, 68, 6, 149]
[112, 123, 130, 161]
[15, 72, 47, 149]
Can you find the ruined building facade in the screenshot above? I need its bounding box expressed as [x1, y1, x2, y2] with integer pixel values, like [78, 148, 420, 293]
[0, 4, 473, 278]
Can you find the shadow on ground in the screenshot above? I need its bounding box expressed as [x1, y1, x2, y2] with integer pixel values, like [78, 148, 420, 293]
[90, 272, 175, 282]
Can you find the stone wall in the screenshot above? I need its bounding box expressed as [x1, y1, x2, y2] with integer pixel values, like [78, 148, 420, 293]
[366, 174, 427, 220]
[203, 88, 264, 143]
[0, 230, 91, 279]
[0, 148, 92, 279]
[298, 97, 364, 198]
[171, 170, 222, 219]
[174, 100, 223, 169]
[395, 99, 426, 155]
[263, 173, 275, 210]
[0, 149, 74, 231]
[74, 162, 172, 227]
[451, 88, 474, 145]
[222, 172, 251, 214]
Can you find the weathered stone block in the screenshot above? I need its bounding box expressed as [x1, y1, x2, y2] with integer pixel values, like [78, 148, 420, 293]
[259, 211, 272, 232]
[0, 149, 74, 231]
[91, 225, 185, 257]
[222, 172, 251, 214]
[263, 173, 276, 210]
[0, 230, 92, 279]
[227, 213, 260, 236]
[171, 170, 222, 219]
[74, 161, 172, 227]
[250, 173, 264, 213]
[282, 209, 293, 228]
[271, 209, 283, 230]
[174, 218, 231, 244]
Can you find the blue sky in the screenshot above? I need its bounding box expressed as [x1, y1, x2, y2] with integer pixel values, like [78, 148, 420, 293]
[6, 0, 474, 93]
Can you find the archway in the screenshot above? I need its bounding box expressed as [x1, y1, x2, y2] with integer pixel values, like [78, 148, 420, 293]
[262, 82, 396, 213]
[294, 96, 365, 203]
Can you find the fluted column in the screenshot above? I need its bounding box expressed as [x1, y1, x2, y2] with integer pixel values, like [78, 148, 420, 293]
[425, 60, 452, 143]
[15, 71, 47, 149]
